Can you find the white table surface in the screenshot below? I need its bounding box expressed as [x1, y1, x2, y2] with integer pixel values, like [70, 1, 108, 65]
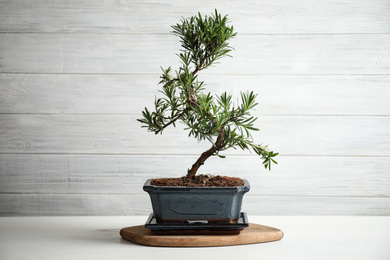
[1, 216, 389, 260]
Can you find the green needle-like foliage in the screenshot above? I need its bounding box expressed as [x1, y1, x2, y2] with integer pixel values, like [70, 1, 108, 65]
[138, 10, 278, 178]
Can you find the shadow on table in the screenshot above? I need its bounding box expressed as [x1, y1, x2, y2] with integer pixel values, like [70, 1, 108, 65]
[89, 229, 141, 246]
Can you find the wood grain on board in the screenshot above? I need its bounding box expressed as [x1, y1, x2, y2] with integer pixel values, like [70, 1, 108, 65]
[1, 34, 389, 74]
[0, 193, 388, 216]
[119, 224, 284, 247]
[0, 155, 389, 197]
[1, 74, 389, 115]
[1, 0, 389, 34]
[0, 114, 389, 155]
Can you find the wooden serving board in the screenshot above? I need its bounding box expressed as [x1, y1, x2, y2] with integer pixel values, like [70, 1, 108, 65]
[120, 223, 283, 247]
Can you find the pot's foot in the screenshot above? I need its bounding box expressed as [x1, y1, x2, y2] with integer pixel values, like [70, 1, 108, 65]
[152, 229, 241, 235]
[145, 212, 248, 233]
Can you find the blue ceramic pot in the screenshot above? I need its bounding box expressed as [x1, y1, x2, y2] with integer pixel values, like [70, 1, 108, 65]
[143, 178, 250, 223]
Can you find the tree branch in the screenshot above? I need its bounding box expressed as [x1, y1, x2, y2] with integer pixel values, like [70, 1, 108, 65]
[154, 109, 187, 135]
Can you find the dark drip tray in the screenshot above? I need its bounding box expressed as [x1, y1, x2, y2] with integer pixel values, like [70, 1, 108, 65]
[145, 212, 249, 234]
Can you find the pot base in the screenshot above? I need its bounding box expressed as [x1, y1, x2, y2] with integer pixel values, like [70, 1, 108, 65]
[145, 212, 249, 234]
[157, 218, 239, 224]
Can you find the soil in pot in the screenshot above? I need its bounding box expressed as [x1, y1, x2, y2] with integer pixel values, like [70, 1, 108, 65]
[150, 174, 244, 187]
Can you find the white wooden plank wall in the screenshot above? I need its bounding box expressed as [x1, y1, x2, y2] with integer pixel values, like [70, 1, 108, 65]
[0, 0, 389, 216]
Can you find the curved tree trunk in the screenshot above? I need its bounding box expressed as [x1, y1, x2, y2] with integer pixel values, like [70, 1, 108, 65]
[186, 129, 224, 178]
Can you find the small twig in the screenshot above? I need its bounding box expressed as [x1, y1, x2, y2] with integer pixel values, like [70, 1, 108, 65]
[154, 110, 187, 135]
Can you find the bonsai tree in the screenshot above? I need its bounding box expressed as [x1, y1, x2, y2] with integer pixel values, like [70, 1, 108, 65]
[138, 10, 278, 180]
